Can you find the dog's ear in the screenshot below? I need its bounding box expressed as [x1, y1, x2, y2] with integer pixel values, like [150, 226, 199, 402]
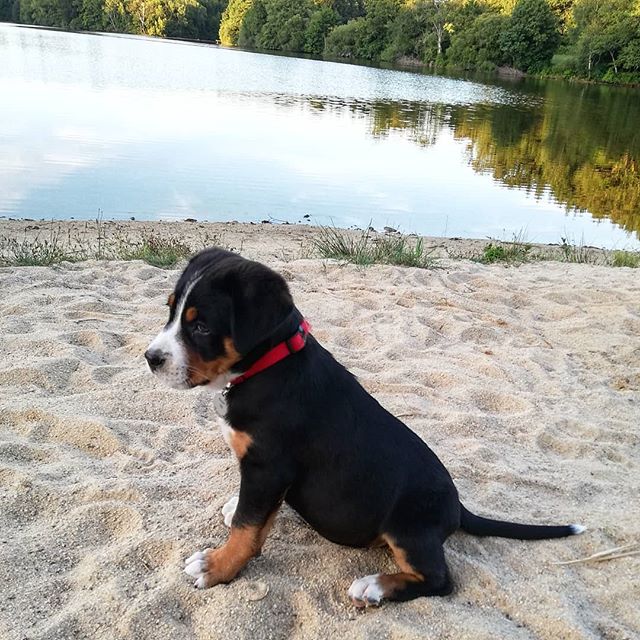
[224, 260, 294, 355]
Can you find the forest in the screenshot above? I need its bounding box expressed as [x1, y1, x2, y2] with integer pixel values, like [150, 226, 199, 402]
[2, 0, 639, 84]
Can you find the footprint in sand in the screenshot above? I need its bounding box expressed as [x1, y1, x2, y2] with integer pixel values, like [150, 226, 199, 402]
[471, 390, 529, 414]
[536, 420, 629, 464]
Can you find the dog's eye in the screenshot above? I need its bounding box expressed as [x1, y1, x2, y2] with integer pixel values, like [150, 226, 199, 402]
[194, 322, 210, 335]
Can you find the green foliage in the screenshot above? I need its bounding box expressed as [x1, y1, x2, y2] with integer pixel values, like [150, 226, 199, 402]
[239, 0, 316, 51]
[219, 0, 252, 44]
[447, 12, 509, 69]
[0, 0, 14, 20]
[570, 0, 640, 79]
[479, 236, 533, 263]
[611, 250, 640, 267]
[19, 0, 76, 27]
[324, 0, 399, 59]
[381, 3, 429, 61]
[324, 16, 366, 56]
[237, 0, 265, 45]
[314, 226, 438, 268]
[11, 0, 223, 38]
[304, 6, 337, 54]
[502, 0, 560, 71]
[1, 230, 86, 266]
[332, 0, 364, 22]
[0, 223, 223, 268]
[558, 236, 601, 263]
[5, 0, 640, 84]
[118, 233, 193, 267]
[255, 0, 311, 51]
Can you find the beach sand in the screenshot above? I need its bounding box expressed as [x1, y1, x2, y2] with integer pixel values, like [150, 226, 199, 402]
[0, 221, 638, 639]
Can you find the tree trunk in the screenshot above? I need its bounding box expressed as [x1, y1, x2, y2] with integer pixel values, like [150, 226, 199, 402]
[610, 50, 618, 74]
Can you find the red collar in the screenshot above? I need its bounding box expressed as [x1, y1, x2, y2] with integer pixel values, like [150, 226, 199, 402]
[227, 319, 311, 388]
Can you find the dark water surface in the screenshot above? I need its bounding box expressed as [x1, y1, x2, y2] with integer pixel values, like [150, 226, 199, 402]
[1, 24, 639, 248]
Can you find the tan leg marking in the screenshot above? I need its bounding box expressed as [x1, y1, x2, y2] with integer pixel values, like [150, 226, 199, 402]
[382, 535, 424, 578]
[229, 431, 253, 459]
[348, 535, 425, 606]
[376, 535, 424, 598]
[196, 513, 277, 587]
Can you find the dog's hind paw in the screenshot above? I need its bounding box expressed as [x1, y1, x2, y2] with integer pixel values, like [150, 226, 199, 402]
[348, 574, 384, 608]
[222, 496, 239, 528]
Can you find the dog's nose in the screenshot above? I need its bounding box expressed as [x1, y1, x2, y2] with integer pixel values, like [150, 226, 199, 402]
[145, 349, 167, 371]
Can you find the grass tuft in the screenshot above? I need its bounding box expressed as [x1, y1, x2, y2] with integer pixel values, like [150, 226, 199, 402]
[611, 250, 640, 268]
[314, 226, 437, 269]
[0, 221, 225, 268]
[117, 234, 193, 268]
[0, 228, 88, 266]
[559, 236, 601, 264]
[478, 232, 533, 264]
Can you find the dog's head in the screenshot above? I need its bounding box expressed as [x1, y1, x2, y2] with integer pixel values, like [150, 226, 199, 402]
[144, 248, 294, 389]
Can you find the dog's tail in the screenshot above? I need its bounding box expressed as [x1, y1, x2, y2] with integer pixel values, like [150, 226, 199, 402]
[459, 504, 585, 540]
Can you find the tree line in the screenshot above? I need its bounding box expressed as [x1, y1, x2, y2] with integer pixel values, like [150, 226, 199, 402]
[2, 0, 639, 83]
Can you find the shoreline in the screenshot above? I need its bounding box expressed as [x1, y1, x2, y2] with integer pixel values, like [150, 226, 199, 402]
[1, 219, 637, 268]
[5, 23, 640, 89]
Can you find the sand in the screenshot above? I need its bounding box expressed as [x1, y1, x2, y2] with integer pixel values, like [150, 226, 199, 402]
[0, 222, 638, 640]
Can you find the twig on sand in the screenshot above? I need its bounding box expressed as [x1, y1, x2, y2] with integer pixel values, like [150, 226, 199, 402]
[554, 542, 640, 566]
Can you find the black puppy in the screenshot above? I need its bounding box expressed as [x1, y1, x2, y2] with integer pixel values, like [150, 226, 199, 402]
[145, 248, 584, 607]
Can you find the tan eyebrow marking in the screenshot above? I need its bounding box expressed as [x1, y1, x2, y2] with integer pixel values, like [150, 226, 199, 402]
[185, 306, 198, 323]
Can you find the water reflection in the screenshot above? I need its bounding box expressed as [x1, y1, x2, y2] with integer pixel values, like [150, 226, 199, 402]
[297, 84, 640, 237]
[0, 25, 638, 246]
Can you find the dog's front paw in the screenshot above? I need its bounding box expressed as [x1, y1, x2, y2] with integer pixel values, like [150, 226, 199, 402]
[184, 549, 212, 589]
[221, 496, 239, 528]
[348, 574, 384, 608]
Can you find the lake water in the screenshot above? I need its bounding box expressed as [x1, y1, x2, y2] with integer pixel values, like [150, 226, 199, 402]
[1, 24, 639, 249]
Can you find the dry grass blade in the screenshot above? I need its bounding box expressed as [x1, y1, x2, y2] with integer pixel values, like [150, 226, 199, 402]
[554, 542, 640, 566]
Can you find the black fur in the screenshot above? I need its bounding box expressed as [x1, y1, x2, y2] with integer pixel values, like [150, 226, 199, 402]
[166, 248, 581, 602]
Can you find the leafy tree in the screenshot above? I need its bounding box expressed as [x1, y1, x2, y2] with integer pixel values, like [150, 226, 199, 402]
[219, 0, 252, 44]
[232, 0, 311, 50]
[325, 0, 399, 59]
[314, 0, 365, 22]
[334, 0, 365, 20]
[0, 0, 20, 20]
[304, 5, 338, 53]
[180, 0, 227, 40]
[422, 0, 451, 58]
[71, 0, 107, 30]
[356, 0, 401, 59]
[103, 0, 131, 30]
[237, 0, 265, 45]
[571, 0, 638, 78]
[447, 12, 509, 69]
[323, 15, 366, 55]
[381, 3, 429, 60]
[502, 0, 559, 70]
[619, 36, 640, 70]
[19, 0, 77, 26]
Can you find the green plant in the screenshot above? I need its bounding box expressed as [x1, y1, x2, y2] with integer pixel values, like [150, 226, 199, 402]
[611, 250, 640, 267]
[0, 220, 225, 268]
[559, 236, 601, 264]
[0, 227, 88, 266]
[314, 226, 437, 268]
[116, 233, 193, 267]
[479, 233, 533, 264]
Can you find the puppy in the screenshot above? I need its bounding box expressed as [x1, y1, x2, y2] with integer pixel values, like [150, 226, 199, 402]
[145, 248, 584, 606]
